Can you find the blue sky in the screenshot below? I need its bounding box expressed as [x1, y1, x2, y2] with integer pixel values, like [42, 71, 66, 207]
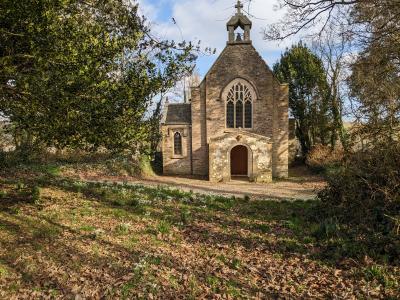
[137, 0, 299, 78]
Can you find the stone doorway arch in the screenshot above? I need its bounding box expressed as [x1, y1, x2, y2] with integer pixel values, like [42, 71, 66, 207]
[230, 145, 248, 176]
[209, 130, 272, 183]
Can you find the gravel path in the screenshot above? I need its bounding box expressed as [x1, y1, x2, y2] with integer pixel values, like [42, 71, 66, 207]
[78, 166, 325, 201]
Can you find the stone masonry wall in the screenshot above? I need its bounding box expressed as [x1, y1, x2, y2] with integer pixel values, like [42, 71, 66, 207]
[191, 84, 208, 176]
[161, 124, 192, 175]
[191, 43, 289, 179]
[204, 44, 275, 140]
[209, 130, 272, 183]
[272, 84, 289, 178]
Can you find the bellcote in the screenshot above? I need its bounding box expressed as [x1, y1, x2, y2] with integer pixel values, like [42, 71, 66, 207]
[227, 0, 252, 44]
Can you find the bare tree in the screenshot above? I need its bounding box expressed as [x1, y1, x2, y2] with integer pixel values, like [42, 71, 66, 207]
[348, 34, 400, 142]
[264, 0, 400, 46]
[266, 0, 400, 145]
[170, 68, 201, 103]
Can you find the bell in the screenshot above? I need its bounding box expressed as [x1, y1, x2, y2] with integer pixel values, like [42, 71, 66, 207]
[236, 33, 242, 41]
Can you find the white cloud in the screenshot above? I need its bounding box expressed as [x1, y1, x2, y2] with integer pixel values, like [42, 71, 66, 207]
[137, 0, 304, 102]
[138, 0, 297, 53]
[136, 0, 158, 21]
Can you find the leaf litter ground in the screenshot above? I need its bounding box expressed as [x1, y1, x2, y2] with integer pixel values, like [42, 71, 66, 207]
[0, 168, 398, 299]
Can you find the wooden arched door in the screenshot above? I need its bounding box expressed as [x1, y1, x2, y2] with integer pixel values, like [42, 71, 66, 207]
[230, 145, 248, 176]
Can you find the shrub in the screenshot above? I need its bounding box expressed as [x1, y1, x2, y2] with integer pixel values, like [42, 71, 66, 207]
[317, 140, 400, 260]
[306, 144, 344, 172]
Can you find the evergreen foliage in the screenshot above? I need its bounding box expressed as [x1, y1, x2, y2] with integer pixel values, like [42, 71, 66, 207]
[0, 0, 197, 153]
[273, 42, 332, 155]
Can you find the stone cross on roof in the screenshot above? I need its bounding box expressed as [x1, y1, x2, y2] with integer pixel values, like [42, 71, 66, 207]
[227, 0, 252, 43]
[235, 0, 243, 14]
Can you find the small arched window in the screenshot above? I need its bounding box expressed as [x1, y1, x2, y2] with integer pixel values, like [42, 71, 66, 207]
[226, 81, 253, 128]
[174, 132, 182, 155]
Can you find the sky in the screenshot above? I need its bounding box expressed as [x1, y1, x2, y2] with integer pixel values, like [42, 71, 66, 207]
[137, 0, 299, 79]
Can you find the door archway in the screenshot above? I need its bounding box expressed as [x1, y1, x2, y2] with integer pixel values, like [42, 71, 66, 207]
[230, 145, 249, 177]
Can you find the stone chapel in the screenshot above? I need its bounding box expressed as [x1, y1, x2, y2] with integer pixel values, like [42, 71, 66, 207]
[161, 1, 289, 183]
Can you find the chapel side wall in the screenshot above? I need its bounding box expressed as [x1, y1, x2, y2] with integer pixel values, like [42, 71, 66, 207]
[162, 125, 192, 175]
[191, 84, 208, 176]
[204, 44, 275, 142]
[272, 83, 289, 178]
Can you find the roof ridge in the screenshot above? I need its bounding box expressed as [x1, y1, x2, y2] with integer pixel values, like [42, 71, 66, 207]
[167, 102, 191, 105]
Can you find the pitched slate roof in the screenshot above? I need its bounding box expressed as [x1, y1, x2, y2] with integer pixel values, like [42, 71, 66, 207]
[162, 103, 191, 124]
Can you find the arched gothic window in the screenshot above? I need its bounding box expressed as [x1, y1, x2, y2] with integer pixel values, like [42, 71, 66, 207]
[174, 132, 182, 155]
[226, 81, 253, 128]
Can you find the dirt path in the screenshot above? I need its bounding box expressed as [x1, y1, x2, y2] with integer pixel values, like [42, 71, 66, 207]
[77, 166, 325, 200]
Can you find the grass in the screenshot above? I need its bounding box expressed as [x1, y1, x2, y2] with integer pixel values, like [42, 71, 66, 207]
[156, 220, 171, 235]
[0, 164, 399, 299]
[363, 265, 399, 289]
[79, 225, 96, 232]
[115, 223, 130, 235]
[0, 265, 8, 278]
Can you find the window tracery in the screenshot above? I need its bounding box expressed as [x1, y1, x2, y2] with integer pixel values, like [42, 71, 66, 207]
[226, 81, 253, 128]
